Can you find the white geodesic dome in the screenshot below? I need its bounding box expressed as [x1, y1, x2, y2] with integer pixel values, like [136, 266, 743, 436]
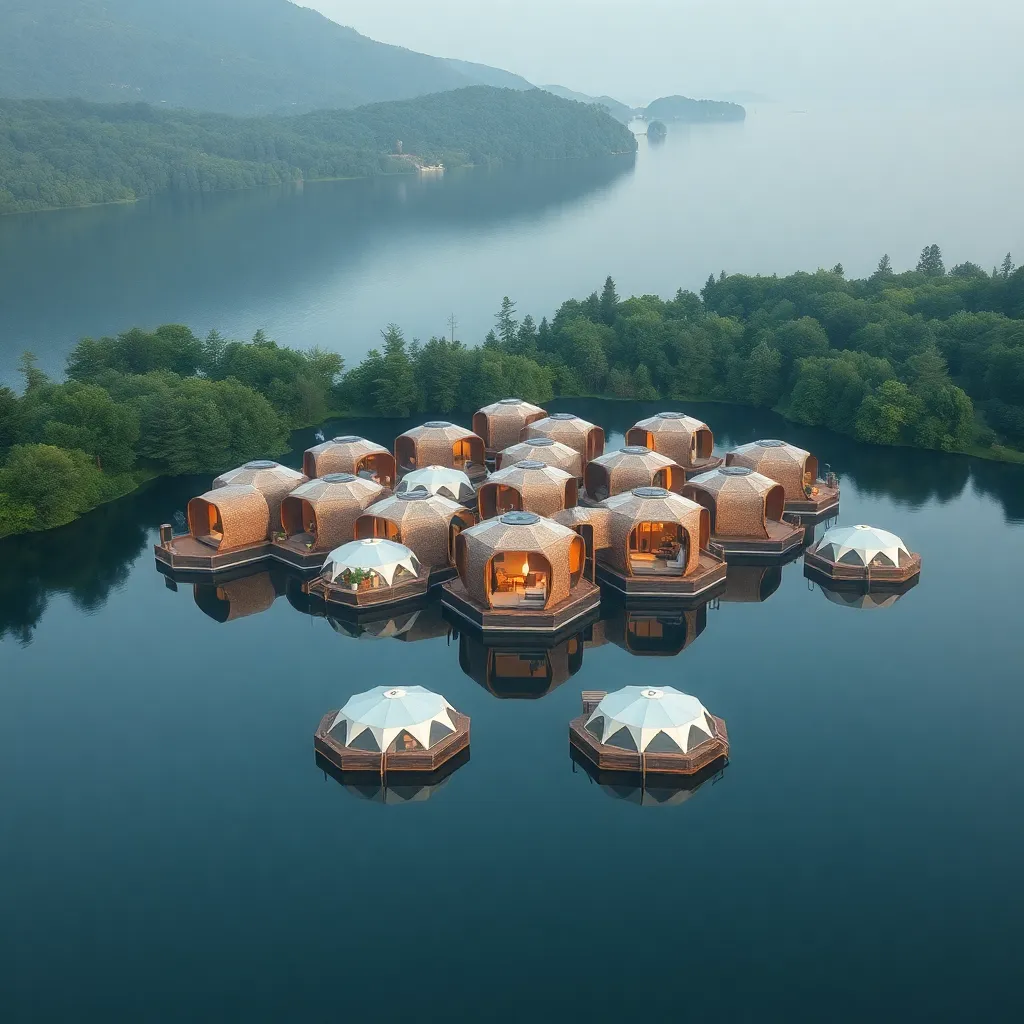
[396, 465, 475, 503]
[326, 685, 457, 753]
[321, 538, 421, 584]
[814, 524, 912, 568]
[585, 685, 719, 754]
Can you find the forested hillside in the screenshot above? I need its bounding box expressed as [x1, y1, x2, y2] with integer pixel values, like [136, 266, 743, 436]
[542, 85, 635, 124]
[0, 88, 638, 214]
[0, 0, 523, 114]
[642, 95, 746, 122]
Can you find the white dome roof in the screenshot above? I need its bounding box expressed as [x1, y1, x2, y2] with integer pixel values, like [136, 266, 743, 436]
[328, 685, 456, 753]
[815, 524, 910, 568]
[585, 685, 718, 754]
[322, 538, 421, 584]
[397, 465, 475, 502]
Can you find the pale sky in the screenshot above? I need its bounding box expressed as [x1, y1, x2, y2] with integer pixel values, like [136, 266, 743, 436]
[303, 0, 1024, 108]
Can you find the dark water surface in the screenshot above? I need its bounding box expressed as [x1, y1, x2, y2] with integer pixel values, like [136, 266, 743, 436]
[2, 399, 1024, 1020]
[3, 106, 1023, 384]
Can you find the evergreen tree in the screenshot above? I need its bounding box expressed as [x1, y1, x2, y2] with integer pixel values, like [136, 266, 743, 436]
[599, 276, 619, 325]
[494, 297, 518, 348]
[872, 254, 893, 279]
[1002, 253, 1015, 278]
[831, 263, 845, 277]
[916, 244, 945, 276]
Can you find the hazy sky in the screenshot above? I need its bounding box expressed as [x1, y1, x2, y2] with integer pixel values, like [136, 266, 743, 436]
[304, 1, 1024, 108]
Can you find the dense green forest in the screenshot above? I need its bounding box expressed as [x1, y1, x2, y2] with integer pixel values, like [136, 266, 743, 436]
[0, 88, 637, 214]
[0, 0, 524, 115]
[2, 247, 1022, 539]
[642, 95, 746, 122]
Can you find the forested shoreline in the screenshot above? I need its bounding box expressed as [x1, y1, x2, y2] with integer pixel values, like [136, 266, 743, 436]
[0, 88, 637, 215]
[2, 246, 1022, 539]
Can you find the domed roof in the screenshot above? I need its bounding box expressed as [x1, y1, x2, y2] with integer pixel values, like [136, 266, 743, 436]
[687, 465, 778, 498]
[288, 474, 384, 504]
[326, 685, 457, 753]
[813, 524, 912, 568]
[396, 465, 475, 503]
[322, 538, 421, 584]
[400, 421, 478, 442]
[726, 440, 815, 500]
[585, 685, 719, 754]
[523, 414, 604, 459]
[497, 437, 581, 476]
[213, 460, 305, 491]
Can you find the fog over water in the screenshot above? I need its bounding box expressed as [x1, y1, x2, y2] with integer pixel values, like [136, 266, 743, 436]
[306, 0, 1024, 108]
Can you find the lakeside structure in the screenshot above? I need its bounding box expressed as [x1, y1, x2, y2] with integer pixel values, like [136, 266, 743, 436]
[302, 436, 396, 488]
[395, 421, 487, 483]
[477, 461, 577, 519]
[473, 398, 547, 461]
[581, 446, 686, 504]
[625, 413, 723, 476]
[496, 436, 582, 478]
[726, 439, 839, 519]
[524, 413, 605, 465]
[305, 538, 429, 609]
[395, 465, 476, 506]
[682, 466, 804, 560]
[804, 525, 921, 587]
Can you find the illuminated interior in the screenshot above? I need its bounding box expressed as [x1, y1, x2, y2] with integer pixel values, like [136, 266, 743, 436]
[628, 521, 690, 575]
[487, 552, 552, 608]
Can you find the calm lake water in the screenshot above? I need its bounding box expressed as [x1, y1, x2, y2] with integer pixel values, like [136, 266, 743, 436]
[2, 398, 1024, 1020]
[2, 105, 1023, 384]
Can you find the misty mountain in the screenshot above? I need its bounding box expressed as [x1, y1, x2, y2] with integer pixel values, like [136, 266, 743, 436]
[542, 85, 635, 124]
[444, 59, 534, 91]
[0, 0, 530, 114]
[641, 95, 746, 122]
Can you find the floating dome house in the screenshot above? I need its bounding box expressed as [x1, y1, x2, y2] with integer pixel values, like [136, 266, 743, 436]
[523, 413, 605, 464]
[625, 412, 722, 474]
[308, 537, 427, 608]
[178, 483, 272, 565]
[395, 422, 487, 482]
[396, 465, 476, 505]
[495, 437, 582, 478]
[458, 630, 585, 699]
[682, 466, 803, 558]
[444, 511, 600, 632]
[726, 439, 839, 518]
[213, 461, 307, 533]
[593, 487, 726, 598]
[477, 461, 578, 520]
[314, 684, 470, 773]
[278, 474, 389, 557]
[472, 398, 547, 458]
[804, 524, 921, 585]
[581, 446, 686, 505]
[570, 685, 729, 775]
[302, 436, 396, 488]
[355, 490, 475, 583]
[551, 505, 613, 581]
[192, 570, 284, 623]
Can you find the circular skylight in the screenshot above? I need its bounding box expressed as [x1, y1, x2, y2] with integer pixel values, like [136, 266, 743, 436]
[499, 398, 522, 405]
[657, 411, 684, 419]
[528, 437, 555, 446]
[549, 413, 576, 420]
[321, 473, 357, 484]
[332, 435, 362, 443]
[396, 488, 430, 501]
[757, 439, 786, 447]
[500, 511, 541, 526]
[517, 460, 546, 470]
[622, 445, 651, 455]
[244, 460, 277, 469]
[423, 420, 452, 428]
[720, 466, 752, 476]
[632, 486, 670, 498]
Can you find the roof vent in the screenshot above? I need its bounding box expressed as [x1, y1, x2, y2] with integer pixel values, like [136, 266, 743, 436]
[500, 511, 541, 526]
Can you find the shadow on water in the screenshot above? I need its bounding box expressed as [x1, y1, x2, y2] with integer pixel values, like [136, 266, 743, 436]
[3, 398, 1024, 644]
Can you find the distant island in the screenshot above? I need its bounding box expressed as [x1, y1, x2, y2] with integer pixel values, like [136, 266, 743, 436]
[0, 88, 637, 215]
[647, 120, 667, 140]
[640, 95, 746, 123]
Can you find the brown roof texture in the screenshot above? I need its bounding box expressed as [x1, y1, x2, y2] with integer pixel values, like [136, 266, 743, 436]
[395, 422, 486, 470]
[213, 461, 307, 533]
[523, 414, 605, 462]
[454, 513, 585, 609]
[683, 467, 785, 539]
[584, 446, 685, 499]
[602, 487, 709, 577]
[726, 440, 818, 502]
[478, 461, 578, 519]
[551, 505, 614, 551]
[281, 474, 390, 552]
[356, 491, 475, 570]
[302, 436, 396, 484]
[626, 412, 716, 470]
[496, 437, 582, 477]
[472, 399, 547, 452]
[187, 484, 271, 550]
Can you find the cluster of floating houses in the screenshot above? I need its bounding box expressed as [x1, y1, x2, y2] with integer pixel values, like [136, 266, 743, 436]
[155, 399, 922, 803]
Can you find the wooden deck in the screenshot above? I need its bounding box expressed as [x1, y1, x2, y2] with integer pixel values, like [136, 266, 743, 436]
[314, 710, 470, 773]
[804, 547, 922, 585]
[154, 535, 273, 574]
[595, 550, 727, 599]
[707, 519, 805, 561]
[304, 573, 430, 609]
[785, 482, 840, 520]
[569, 692, 729, 776]
[441, 577, 601, 633]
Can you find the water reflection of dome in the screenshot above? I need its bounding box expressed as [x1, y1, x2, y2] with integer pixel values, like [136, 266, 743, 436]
[458, 629, 585, 698]
[721, 563, 783, 603]
[805, 524, 921, 585]
[327, 605, 431, 640]
[570, 745, 727, 807]
[600, 596, 709, 656]
[192, 570, 285, 622]
[315, 747, 469, 804]
[814, 575, 919, 609]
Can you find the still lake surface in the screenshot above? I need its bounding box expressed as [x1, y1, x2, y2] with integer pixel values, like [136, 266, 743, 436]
[2, 398, 1024, 1019]
[2, 105, 1023, 384]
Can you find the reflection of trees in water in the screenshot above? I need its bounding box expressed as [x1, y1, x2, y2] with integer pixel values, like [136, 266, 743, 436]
[0, 475, 202, 644]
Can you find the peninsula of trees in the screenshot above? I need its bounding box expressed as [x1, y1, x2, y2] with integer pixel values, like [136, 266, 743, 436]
[2, 247, 1021, 539]
[641, 96, 746, 122]
[0, 88, 638, 215]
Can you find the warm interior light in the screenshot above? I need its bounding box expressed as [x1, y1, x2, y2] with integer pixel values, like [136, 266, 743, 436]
[521, 558, 530, 576]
